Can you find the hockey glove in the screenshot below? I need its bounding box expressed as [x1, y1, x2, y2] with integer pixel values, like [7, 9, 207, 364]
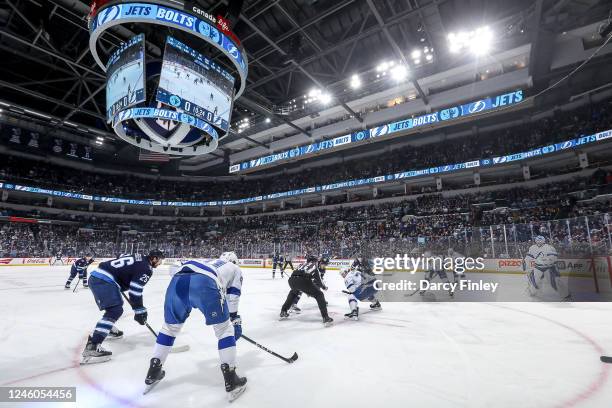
[230, 313, 242, 340]
[134, 307, 148, 325]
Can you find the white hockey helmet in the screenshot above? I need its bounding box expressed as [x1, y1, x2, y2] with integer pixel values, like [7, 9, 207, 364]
[220, 251, 239, 264]
[340, 267, 350, 278]
[534, 235, 546, 245]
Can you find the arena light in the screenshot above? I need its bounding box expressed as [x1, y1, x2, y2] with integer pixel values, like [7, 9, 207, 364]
[350, 74, 361, 89]
[319, 93, 332, 104]
[265, 118, 271, 123]
[390, 65, 408, 81]
[376, 61, 393, 73]
[308, 88, 321, 98]
[448, 26, 493, 56]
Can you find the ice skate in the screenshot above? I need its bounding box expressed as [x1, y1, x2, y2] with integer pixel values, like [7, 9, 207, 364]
[221, 363, 247, 402]
[143, 358, 165, 394]
[81, 336, 112, 365]
[344, 308, 359, 321]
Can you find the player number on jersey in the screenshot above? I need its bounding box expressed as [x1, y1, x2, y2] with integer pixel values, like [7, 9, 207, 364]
[111, 256, 135, 269]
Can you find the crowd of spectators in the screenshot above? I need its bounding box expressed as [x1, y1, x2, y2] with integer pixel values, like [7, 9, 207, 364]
[1, 174, 610, 259]
[1, 98, 611, 202]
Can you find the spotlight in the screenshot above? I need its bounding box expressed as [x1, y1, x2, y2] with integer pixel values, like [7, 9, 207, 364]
[390, 65, 408, 81]
[350, 74, 361, 89]
[265, 118, 271, 123]
[376, 61, 389, 72]
[319, 93, 332, 104]
[447, 26, 493, 56]
[411, 49, 421, 60]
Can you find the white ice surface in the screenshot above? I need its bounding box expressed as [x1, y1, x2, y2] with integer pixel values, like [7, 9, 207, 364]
[1, 265, 611, 408]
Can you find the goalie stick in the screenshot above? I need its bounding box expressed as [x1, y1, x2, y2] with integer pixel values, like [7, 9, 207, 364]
[241, 334, 298, 364]
[601, 356, 612, 364]
[120, 292, 189, 353]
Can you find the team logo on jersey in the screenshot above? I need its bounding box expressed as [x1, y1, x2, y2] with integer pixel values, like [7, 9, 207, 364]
[97, 5, 122, 26]
[468, 100, 487, 114]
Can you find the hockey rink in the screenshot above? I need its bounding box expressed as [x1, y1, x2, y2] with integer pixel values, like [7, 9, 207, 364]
[1, 265, 612, 408]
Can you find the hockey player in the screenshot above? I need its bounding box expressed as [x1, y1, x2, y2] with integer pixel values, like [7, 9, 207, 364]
[281, 253, 295, 274]
[144, 251, 246, 401]
[447, 247, 466, 284]
[524, 236, 571, 300]
[279, 256, 332, 326]
[64, 254, 94, 289]
[272, 253, 283, 279]
[50, 250, 63, 266]
[420, 249, 454, 297]
[340, 264, 382, 321]
[81, 250, 164, 364]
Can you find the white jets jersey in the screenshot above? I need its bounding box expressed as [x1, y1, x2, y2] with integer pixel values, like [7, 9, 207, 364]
[525, 244, 558, 269]
[177, 259, 243, 314]
[344, 269, 362, 292]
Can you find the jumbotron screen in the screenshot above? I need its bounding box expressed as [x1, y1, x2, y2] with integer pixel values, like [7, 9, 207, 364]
[156, 36, 235, 132]
[105, 34, 146, 123]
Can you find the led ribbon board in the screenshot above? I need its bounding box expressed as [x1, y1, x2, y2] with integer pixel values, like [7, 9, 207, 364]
[2, 129, 610, 207]
[112, 107, 219, 155]
[230, 90, 524, 173]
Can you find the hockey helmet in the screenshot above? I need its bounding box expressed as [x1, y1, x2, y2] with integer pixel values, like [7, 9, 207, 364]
[220, 251, 239, 264]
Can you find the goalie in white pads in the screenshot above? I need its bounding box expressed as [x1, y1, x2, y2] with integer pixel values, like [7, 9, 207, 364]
[524, 236, 571, 300]
[144, 251, 247, 401]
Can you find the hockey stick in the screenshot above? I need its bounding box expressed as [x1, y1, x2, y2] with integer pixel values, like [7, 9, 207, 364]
[119, 292, 189, 353]
[240, 334, 298, 364]
[72, 277, 81, 293]
[601, 356, 612, 364]
[404, 288, 421, 297]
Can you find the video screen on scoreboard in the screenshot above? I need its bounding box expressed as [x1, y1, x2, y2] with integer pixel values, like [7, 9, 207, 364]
[156, 36, 235, 132]
[106, 34, 145, 123]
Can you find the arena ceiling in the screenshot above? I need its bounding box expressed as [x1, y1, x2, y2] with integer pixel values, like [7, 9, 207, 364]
[0, 0, 610, 169]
